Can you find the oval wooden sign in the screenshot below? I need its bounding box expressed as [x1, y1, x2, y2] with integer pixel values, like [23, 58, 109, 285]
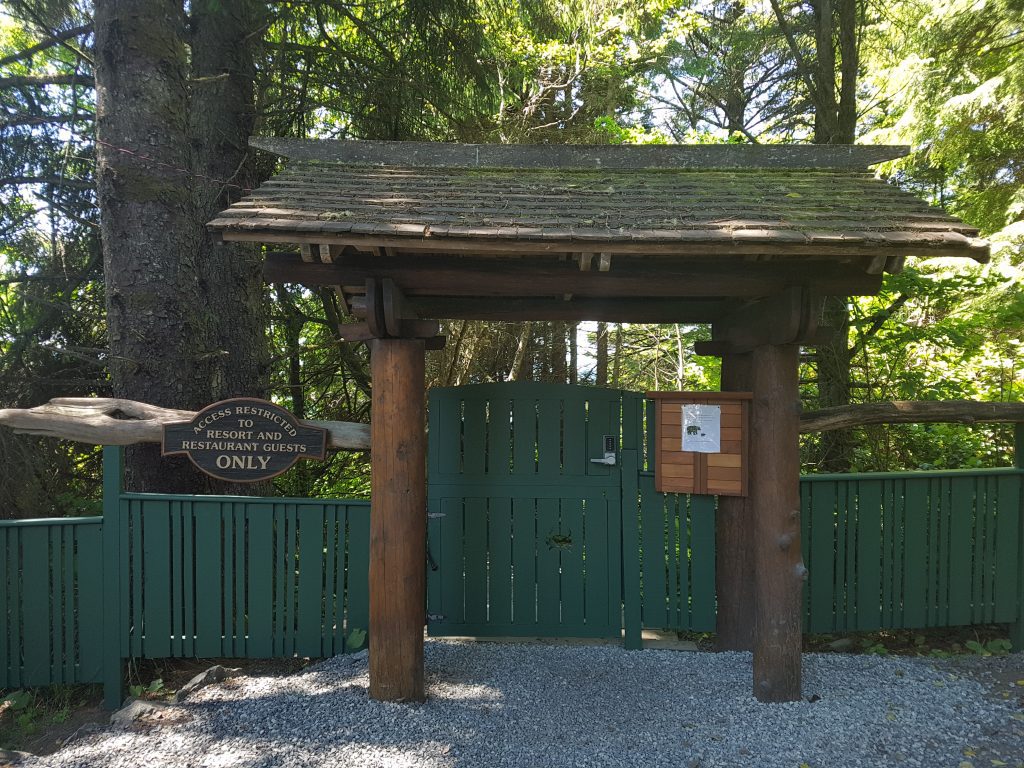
[162, 398, 327, 482]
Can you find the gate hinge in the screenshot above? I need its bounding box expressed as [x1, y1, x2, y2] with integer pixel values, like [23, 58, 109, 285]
[426, 612, 446, 622]
[427, 512, 446, 518]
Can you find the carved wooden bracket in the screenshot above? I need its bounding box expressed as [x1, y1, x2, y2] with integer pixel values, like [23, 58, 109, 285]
[694, 287, 825, 355]
[342, 278, 445, 349]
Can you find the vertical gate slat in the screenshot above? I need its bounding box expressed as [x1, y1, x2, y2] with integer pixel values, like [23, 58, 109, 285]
[535, 498, 560, 627]
[845, 482, 858, 631]
[902, 478, 928, 627]
[512, 398, 537, 476]
[488, 498, 513, 627]
[982, 476, 998, 623]
[993, 474, 1021, 622]
[346, 505, 370, 639]
[559, 497, 584, 631]
[75, 523, 104, 680]
[334, 506, 349, 652]
[297, 505, 325, 657]
[832, 482, 847, 632]
[880, 480, 893, 628]
[233, 504, 246, 657]
[462, 400, 486, 477]
[640, 481, 666, 628]
[487, 398, 513, 477]
[605, 489, 623, 636]
[562, 396, 587, 476]
[182, 504, 195, 658]
[856, 480, 882, 631]
[49, 526, 63, 684]
[194, 501, 223, 657]
[62, 526, 74, 682]
[273, 504, 286, 656]
[130, 500, 144, 657]
[323, 506, 338, 657]
[511, 498, 536, 624]
[808, 482, 836, 633]
[21, 526, 50, 684]
[434, 394, 462, 476]
[464, 499, 489, 624]
[936, 478, 951, 626]
[284, 504, 298, 656]
[143, 501, 171, 658]
[247, 503, 274, 657]
[171, 502, 184, 656]
[0, 527, 8, 687]
[439, 498, 466, 625]
[583, 494, 611, 634]
[666, 496, 680, 628]
[8, 528, 21, 687]
[949, 477, 975, 625]
[536, 400, 561, 479]
[118, 500, 130, 658]
[690, 495, 716, 632]
[221, 504, 234, 656]
[972, 478, 989, 624]
[800, 483, 811, 628]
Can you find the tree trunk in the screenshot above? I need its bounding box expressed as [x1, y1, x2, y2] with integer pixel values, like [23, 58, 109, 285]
[816, 297, 853, 471]
[190, 0, 269, 403]
[94, 0, 207, 492]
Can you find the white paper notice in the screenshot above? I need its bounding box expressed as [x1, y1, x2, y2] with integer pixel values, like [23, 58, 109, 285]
[681, 404, 721, 453]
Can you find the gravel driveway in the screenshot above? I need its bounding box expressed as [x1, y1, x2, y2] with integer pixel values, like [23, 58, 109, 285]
[22, 641, 1024, 768]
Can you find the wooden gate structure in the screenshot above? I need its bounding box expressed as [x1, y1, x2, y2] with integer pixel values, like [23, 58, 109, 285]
[208, 139, 988, 702]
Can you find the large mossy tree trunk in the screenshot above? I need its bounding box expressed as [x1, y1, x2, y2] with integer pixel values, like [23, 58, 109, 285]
[190, 0, 269, 404]
[95, 0, 266, 492]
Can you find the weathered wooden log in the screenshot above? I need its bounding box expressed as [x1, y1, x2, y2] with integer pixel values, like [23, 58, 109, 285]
[0, 397, 370, 451]
[750, 343, 803, 703]
[368, 338, 426, 702]
[800, 400, 1024, 433]
[716, 351, 755, 653]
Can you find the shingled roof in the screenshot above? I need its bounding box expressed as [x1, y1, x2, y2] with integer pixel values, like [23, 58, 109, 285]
[206, 139, 988, 323]
[209, 138, 988, 262]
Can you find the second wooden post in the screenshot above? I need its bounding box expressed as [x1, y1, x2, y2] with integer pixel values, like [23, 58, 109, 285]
[750, 342, 803, 702]
[369, 338, 426, 702]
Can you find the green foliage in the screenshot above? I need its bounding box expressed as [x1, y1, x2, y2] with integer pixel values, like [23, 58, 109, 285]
[128, 678, 165, 698]
[346, 627, 367, 651]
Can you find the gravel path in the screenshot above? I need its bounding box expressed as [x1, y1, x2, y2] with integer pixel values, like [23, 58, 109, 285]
[24, 641, 1024, 768]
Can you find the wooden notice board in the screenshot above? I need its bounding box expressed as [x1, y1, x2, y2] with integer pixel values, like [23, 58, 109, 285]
[647, 391, 751, 497]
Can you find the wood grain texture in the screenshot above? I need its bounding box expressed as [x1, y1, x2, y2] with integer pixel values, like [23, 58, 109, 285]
[369, 339, 426, 702]
[749, 343, 803, 702]
[250, 137, 911, 169]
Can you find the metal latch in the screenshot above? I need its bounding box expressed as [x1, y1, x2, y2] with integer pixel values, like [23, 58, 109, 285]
[590, 434, 617, 466]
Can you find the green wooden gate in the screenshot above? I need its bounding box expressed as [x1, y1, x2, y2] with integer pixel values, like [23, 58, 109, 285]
[427, 383, 634, 637]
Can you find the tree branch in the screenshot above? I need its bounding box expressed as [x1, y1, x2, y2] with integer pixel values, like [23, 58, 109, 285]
[0, 23, 92, 68]
[0, 397, 371, 450]
[800, 401, 1024, 433]
[0, 73, 94, 89]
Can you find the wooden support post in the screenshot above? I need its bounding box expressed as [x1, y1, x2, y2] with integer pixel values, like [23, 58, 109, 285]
[716, 351, 755, 651]
[369, 338, 427, 702]
[749, 343, 803, 702]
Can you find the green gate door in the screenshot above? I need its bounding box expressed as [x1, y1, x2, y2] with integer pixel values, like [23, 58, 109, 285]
[427, 383, 627, 638]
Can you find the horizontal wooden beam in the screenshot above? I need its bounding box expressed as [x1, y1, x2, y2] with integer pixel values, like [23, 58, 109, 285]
[402, 296, 726, 323]
[250, 137, 910, 170]
[225, 230, 983, 262]
[264, 252, 883, 299]
[800, 400, 1024, 433]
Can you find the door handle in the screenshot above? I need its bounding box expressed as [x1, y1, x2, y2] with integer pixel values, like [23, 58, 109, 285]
[590, 454, 616, 466]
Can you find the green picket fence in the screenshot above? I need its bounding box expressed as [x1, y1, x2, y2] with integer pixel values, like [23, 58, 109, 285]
[2, 436, 1023, 706]
[0, 448, 371, 706]
[0, 517, 105, 688]
[629, 467, 1024, 639]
